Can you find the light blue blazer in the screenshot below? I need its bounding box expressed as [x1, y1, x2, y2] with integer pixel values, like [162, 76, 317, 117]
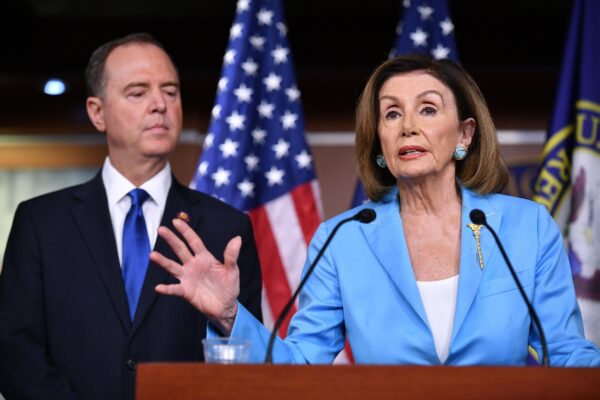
[227, 187, 600, 366]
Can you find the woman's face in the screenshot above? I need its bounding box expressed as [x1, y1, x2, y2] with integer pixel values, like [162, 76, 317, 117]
[377, 70, 474, 184]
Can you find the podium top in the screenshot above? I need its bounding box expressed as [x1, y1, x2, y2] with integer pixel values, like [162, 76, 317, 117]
[136, 363, 600, 400]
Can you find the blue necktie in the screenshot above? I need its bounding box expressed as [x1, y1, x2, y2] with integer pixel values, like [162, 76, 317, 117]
[122, 188, 151, 321]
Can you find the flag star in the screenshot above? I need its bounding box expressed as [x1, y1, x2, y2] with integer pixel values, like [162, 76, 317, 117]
[263, 73, 282, 91]
[236, 0, 250, 13]
[218, 77, 229, 92]
[198, 161, 209, 176]
[211, 167, 231, 187]
[233, 83, 253, 103]
[257, 8, 274, 25]
[225, 111, 246, 131]
[410, 28, 428, 47]
[432, 44, 451, 60]
[417, 5, 434, 20]
[272, 138, 290, 159]
[224, 49, 236, 65]
[249, 35, 266, 51]
[252, 128, 267, 144]
[265, 166, 285, 186]
[285, 85, 301, 102]
[230, 23, 243, 39]
[203, 132, 214, 149]
[295, 150, 312, 169]
[403, 0, 411, 8]
[277, 22, 287, 36]
[219, 138, 240, 158]
[241, 58, 259, 76]
[257, 100, 275, 118]
[244, 154, 260, 171]
[211, 104, 221, 119]
[396, 22, 403, 35]
[271, 46, 289, 65]
[280, 110, 298, 130]
[237, 179, 255, 198]
[440, 17, 454, 36]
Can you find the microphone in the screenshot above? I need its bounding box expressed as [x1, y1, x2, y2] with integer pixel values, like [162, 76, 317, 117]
[469, 209, 549, 367]
[264, 208, 377, 363]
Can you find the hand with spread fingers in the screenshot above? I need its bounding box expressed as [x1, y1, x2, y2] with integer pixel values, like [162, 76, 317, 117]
[151, 218, 240, 335]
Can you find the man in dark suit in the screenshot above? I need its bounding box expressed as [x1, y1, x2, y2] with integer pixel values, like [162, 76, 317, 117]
[0, 33, 262, 400]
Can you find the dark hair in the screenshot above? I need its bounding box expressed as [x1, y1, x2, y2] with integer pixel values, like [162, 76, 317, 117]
[85, 33, 173, 98]
[355, 54, 509, 201]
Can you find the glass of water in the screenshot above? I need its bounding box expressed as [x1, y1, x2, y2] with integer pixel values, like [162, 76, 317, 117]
[202, 337, 251, 364]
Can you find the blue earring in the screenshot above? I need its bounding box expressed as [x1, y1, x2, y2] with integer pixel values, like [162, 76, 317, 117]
[376, 154, 387, 168]
[453, 145, 468, 160]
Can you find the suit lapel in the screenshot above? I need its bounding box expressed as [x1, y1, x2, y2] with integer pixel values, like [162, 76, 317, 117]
[131, 179, 203, 335]
[360, 192, 430, 329]
[71, 174, 131, 332]
[451, 188, 502, 343]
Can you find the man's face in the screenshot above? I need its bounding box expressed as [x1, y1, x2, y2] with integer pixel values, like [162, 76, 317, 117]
[87, 43, 182, 164]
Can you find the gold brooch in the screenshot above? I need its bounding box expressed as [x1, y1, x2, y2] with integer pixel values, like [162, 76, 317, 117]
[467, 223, 484, 270]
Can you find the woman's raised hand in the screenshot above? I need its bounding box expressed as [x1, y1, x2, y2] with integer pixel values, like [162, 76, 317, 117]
[150, 218, 240, 334]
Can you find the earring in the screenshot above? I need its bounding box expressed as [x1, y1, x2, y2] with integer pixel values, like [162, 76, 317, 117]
[376, 154, 387, 168]
[453, 145, 468, 160]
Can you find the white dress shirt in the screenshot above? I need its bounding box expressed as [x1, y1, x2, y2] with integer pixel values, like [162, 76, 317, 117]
[101, 157, 172, 267]
[416, 274, 459, 364]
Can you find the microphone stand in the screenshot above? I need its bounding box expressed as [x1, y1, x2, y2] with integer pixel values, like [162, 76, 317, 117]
[264, 209, 376, 363]
[470, 209, 549, 367]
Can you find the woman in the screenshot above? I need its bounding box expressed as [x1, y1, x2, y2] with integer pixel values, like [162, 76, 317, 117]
[151, 55, 600, 366]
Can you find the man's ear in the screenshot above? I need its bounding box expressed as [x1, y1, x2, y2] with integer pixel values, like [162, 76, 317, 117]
[86, 96, 106, 132]
[460, 117, 476, 148]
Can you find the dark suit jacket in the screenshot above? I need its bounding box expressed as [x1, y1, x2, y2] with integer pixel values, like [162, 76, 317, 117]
[0, 173, 263, 400]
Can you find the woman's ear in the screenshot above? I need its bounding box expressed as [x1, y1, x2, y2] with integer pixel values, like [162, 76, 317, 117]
[460, 117, 476, 148]
[86, 96, 106, 132]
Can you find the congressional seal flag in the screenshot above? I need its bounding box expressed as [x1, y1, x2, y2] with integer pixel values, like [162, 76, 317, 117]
[532, 0, 600, 345]
[351, 0, 458, 206]
[191, 0, 323, 340]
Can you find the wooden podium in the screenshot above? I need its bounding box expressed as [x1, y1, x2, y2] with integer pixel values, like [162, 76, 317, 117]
[136, 363, 600, 400]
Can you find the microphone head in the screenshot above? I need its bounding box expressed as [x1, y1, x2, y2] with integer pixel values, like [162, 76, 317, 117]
[470, 209, 487, 225]
[355, 208, 376, 223]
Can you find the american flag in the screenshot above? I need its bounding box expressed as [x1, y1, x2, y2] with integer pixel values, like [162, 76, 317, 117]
[391, 0, 458, 61]
[351, 0, 458, 206]
[191, 0, 323, 338]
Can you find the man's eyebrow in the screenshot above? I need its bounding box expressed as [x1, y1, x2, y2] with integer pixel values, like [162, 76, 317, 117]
[161, 81, 179, 88]
[122, 81, 179, 91]
[123, 82, 149, 91]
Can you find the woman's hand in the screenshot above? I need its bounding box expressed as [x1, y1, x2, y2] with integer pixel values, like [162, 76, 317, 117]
[150, 218, 240, 335]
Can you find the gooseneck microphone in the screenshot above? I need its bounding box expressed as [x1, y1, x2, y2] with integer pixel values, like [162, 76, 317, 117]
[469, 209, 549, 367]
[264, 208, 377, 363]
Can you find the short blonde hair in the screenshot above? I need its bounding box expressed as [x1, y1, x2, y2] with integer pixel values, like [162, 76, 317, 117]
[355, 54, 509, 201]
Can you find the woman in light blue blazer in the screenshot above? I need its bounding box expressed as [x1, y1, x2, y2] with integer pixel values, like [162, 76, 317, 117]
[152, 55, 600, 366]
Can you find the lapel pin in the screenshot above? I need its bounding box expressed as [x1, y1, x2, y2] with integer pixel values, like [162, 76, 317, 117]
[467, 223, 484, 271]
[177, 211, 190, 222]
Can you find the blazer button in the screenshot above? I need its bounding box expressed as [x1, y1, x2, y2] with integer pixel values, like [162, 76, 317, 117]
[126, 358, 137, 371]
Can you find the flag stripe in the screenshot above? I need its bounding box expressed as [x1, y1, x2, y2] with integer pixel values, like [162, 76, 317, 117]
[264, 193, 308, 292]
[249, 206, 297, 336]
[290, 181, 321, 245]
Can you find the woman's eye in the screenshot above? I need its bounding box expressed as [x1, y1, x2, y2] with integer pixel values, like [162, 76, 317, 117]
[421, 106, 437, 115]
[385, 110, 400, 119]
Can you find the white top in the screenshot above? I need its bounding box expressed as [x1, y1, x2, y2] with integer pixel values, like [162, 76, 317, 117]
[101, 157, 172, 266]
[416, 274, 459, 364]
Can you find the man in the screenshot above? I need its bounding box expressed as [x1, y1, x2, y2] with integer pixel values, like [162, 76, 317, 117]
[0, 33, 262, 400]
